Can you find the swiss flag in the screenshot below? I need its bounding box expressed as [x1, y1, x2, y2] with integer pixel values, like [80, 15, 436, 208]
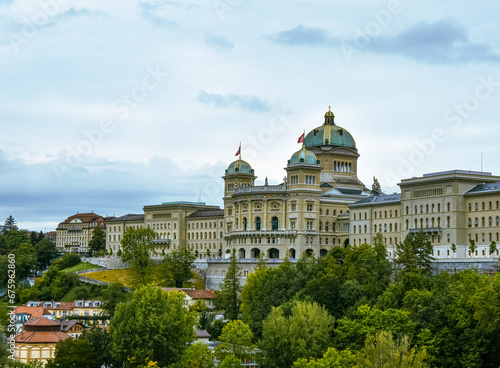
[297, 133, 305, 143]
[235, 145, 241, 156]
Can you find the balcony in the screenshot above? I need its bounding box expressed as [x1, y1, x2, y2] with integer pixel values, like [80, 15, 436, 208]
[409, 227, 442, 234]
[152, 239, 171, 245]
[233, 185, 287, 194]
[224, 229, 297, 238]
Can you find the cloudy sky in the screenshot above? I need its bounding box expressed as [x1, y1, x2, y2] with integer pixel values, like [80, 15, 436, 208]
[1, 0, 500, 232]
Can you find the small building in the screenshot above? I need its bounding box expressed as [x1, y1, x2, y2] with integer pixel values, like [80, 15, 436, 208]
[60, 320, 86, 338]
[12, 306, 54, 333]
[161, 288, 217, 309]
[14, 317, 71, 365]
[195, 329, 211, 343]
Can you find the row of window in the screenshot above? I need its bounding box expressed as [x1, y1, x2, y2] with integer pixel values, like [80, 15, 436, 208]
[187, 221, 222, 229]
[468, 216, 500, 227]
[353, 223, 399, 234]
[319, 208, 343, 216]
[469, 201, 500, 211]
[187, 231, 223, 240]
[152, 223, 176, 230]
[352, 237, 399, 246]
[469, 232, 500, 243]
[333, 161, 352, 173]
[305, 175, 316, 184]
[318, 222, 337, 232]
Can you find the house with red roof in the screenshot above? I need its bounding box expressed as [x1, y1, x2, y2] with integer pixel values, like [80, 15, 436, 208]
[14, 317, 71, 365]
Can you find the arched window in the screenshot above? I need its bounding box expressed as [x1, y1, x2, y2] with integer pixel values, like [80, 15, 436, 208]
[272, 217, 279, 230]
[255, 217, 261, 231]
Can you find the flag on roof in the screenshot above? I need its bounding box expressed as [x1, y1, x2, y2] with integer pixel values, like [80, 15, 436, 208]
[297, 132, 305, 143]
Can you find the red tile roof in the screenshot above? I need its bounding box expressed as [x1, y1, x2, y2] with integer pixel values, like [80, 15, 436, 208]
[14, 307, 52, 320]
[15, 330, 71, 344]
[59, 212, 105, 225]
[161, 288, 217, 299]
[25, 317, 61, 327]
[184, 289, 217, 299]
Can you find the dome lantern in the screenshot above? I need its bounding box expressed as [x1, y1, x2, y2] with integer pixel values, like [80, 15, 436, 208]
[324, 106, 335, 125]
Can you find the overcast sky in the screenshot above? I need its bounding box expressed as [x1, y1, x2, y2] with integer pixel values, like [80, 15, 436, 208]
[1, 0, 500, 232]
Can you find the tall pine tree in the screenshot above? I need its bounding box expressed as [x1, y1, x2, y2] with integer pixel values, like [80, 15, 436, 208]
[215, 249, 242, 320]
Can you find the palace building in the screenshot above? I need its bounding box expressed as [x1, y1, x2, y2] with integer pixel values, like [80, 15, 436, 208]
[55, 107, 500, 268]
[102, 108, 372, 259]
[349, 170, 500, 260]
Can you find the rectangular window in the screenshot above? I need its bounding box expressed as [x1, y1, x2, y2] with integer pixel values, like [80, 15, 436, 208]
[307, 204, 313, 212]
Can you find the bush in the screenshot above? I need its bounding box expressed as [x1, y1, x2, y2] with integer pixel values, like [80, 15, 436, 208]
[59, 253, 82, 269]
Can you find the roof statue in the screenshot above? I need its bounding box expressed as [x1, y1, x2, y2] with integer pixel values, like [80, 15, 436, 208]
[372, 176, 382, 195]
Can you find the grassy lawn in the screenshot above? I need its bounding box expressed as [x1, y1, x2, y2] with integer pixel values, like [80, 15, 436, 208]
[80, 263, 206, 289]
[62, 262, 103, 273]
[79, 268, 136, 287]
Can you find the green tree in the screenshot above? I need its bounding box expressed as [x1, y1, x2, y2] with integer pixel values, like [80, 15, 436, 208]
[451, 243, 457, 257]
[356, 331, 426, 368]
[395, 231, 434, 277]
[13, 243, 38, 282]
[111, 284, 197, 367]
[34, 237, 58, 270]
[89, 225, 106, 256]
[80, 326, 115, 368]
[216, 320, 255, 362]
[1, 228, 30, 255]
[292, 347, 357, 368]
[469, 239, 477, 256]
[58, 252, 81, 268]
[489, 241, 497, 257]
[215, 249, 242, 320]
[260, 301, 335, 368]
[172, 342, 215, 368]
[241, 259, 318, 337]
[3, 215, 16, 233]
[45, 337, 97, 368]
[334, 305, 416, 352]
[218, 355, 241, 368]
[162, 249, 196, 288]
[101, 282, 130, 319]
[120, 227, 157, 286]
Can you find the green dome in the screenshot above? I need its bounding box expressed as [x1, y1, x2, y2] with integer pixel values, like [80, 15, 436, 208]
[226, 159, 254, 174]
[304, 125, 356, 148]
[304, 108, 356, 149]
[289, 145, 319, 165]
